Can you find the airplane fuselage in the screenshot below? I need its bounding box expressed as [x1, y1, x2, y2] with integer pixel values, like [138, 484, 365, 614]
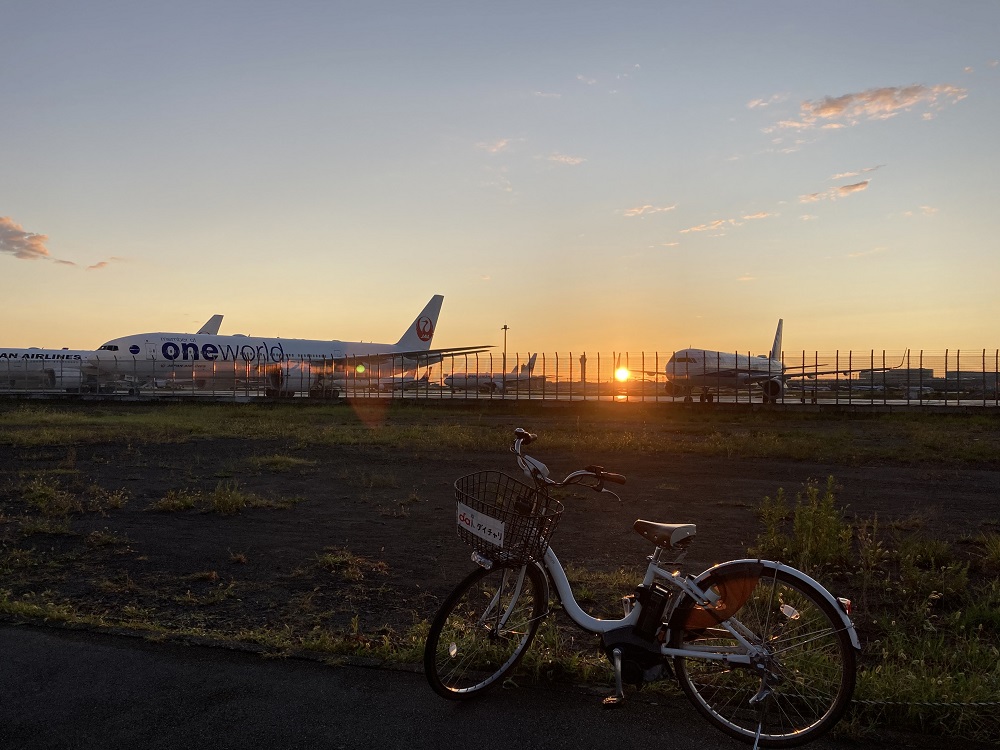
[665, 349, 784, 388]
[89, 332, 420, 382]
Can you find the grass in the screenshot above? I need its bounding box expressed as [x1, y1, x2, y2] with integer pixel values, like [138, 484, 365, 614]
[2, 401, 1000, 465]
[147, 482, 302, 514]
[747, 478, 1000, 743]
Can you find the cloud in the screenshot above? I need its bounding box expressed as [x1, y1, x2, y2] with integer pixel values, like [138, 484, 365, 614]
[831, 165, 884, 180]
[476, 138, 511, 154]
[902, 205, 938, 217]
[0, 216, 51, 260]
[660, 241, 680, 247]
[546, 153, 586, 166]
[677, 212, 772, 235]
[800, 214, 819, 221]
[576, 74, 597, 85]
[747, 93, 787, 109]
[533, 91, 561, 99]
[679, 218, 734, 234]
[837, 180, 870, 196]
[799, 180, 870, 203]
[737, 274, 756, 282]
[776, 84, 967, 130]
[624, 204, 676, 217]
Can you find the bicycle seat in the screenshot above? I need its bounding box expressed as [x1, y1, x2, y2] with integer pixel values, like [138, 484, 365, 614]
[633, 520, 697, 549]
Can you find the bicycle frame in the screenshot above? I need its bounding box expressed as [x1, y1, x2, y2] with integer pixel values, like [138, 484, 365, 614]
[534, 547, 860, 660]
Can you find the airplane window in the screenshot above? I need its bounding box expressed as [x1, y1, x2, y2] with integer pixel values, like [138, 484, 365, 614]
[98, 345, 119, 351]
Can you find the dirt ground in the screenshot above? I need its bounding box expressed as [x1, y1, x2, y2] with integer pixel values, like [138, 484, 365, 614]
[2, 411, 999, 646]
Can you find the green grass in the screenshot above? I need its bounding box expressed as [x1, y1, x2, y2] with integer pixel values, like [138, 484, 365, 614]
[748, 478, 1000, 743]
[2, 401, 999, 465]
[147, 482, 302, 514]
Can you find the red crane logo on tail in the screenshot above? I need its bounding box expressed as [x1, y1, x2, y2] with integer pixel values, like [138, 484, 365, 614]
[416, 316, 434, 342]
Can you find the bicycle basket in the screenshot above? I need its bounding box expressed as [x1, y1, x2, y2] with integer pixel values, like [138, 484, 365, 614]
[454, 471, 563, 564]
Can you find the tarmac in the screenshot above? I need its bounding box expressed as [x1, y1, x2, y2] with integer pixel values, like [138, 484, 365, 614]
[0, 623, 987, 750]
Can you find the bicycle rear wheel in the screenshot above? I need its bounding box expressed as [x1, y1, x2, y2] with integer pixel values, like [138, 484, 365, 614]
[669, 565, 856, 747]
[424, 562, 547, 699]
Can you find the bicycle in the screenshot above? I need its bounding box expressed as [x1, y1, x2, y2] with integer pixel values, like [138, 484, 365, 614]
[424, 428, 859, 748]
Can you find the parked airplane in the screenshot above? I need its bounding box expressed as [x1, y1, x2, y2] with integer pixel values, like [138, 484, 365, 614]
[444, 353, 541, 393]
[348, 370, 430, 393]
[657, 320, 898, 403]
[0, 315, 225, 393]
[87, 296, 489, 397]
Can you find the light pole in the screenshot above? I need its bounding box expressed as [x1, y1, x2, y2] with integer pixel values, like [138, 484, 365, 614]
[501, 324, 509, 375]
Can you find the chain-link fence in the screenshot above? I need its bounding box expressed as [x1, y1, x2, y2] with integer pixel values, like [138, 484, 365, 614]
[2, 350, 999, 405]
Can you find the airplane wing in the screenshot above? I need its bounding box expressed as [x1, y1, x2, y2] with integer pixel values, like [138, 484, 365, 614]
[343, 345, 493, 368]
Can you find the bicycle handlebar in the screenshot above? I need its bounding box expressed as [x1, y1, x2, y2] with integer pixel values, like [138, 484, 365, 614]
[512, 428, 626, 492]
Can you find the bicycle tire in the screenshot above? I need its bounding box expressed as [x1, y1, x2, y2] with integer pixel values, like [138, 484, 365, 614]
[668, 564, 856, 747]
[424, 562, 547, 699]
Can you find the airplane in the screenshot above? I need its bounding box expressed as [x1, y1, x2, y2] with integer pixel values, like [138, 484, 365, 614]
[0, 315, 225, 393]
[347, 367, 430, 393]
[655, 320, 899, 403]
[87, 295, 490, 397]
[444, 353, 541, 393]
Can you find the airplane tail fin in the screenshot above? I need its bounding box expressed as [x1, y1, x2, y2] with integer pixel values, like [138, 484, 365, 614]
[394, 295, 444, 351]
[197, 315, 224, 335]
[520, 353, 537, 375]
[769, 319, 783, 361]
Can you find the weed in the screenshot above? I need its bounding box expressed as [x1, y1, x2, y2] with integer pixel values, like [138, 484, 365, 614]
[977, 533, 1000, 570]
[85, 529, 127, 548]
[251, 454, 317, 473]
[148, 489, 198, 512]
[22, 476, 80, 517]
[314, 548, 389, 581]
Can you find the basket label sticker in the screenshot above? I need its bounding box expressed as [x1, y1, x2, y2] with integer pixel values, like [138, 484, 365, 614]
[457, 502, 505, 547]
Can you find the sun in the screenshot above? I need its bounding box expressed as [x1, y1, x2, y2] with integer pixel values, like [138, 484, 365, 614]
[614, 367, 630, 382]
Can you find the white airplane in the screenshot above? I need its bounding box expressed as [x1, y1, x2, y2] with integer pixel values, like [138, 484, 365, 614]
[0, 315, 225, 393]
[658, 320, 898, 403]
[444, 353, 541, 393]
[88, 295, 489, 397]
[348, 370, 430, 393]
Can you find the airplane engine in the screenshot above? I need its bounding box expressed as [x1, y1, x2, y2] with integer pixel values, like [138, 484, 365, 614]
[264, 362, 339, 399]
[761, 378, 784, 402]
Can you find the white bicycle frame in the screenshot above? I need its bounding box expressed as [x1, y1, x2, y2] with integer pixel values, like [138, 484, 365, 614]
[512, 439, 860, 663]
[536, 546, 860, 662]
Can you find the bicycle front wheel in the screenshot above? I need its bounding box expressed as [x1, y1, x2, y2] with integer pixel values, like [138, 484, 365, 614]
[669, 565, 856, 747]
[424, 562, 547, 699]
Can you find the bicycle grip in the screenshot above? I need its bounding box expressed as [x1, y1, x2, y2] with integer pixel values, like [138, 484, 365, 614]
[603, 472, 626, 485]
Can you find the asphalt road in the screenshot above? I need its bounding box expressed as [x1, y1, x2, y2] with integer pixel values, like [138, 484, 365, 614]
[0, 624, 977, 750]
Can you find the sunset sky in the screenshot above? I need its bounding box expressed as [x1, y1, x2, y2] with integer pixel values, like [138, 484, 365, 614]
[2, 2, 998, 356]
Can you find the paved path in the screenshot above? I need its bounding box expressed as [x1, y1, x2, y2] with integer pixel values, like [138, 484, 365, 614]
[0, 624, 974, 750]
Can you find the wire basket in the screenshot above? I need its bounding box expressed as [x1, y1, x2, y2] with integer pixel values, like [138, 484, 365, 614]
[454, 471, 564, 564]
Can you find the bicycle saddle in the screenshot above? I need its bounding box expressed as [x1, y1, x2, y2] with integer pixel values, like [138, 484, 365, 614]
[633, 520, 697, 549]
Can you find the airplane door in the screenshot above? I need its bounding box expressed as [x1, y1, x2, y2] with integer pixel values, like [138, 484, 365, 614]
[145, 342, 157, 359]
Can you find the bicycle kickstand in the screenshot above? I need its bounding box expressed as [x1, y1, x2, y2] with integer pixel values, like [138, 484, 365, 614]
[602, 648, 625, 708]
[749, 683, 772, 750]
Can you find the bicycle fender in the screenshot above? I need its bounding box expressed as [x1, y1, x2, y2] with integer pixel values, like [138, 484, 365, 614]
[671, 559, 861, 651]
